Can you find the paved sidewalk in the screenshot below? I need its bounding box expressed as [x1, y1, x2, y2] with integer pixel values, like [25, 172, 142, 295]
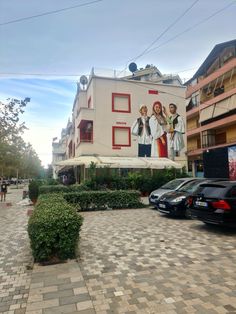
[0, 186, 33, 314]
[1, 188, 236, 313]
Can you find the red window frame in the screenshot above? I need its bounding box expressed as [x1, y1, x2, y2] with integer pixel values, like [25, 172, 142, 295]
[78, 120, 93, 143]
[112, 126, 131, 147]
[112, 93, 131, 113]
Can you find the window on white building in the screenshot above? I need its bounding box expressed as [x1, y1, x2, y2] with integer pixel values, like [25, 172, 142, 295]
[112, 126, 131, 147]
[112, 93, 131, 113]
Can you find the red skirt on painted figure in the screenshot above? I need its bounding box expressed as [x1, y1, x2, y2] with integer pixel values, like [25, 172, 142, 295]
[157, 133, 168, 157]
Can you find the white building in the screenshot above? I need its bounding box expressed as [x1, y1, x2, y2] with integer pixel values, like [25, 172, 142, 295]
[53, 67, 187, 182]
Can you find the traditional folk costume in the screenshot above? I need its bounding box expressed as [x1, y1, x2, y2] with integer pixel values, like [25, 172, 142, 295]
[131, 116, 152, 157]
[149, 114, 168, 158]
[167, 114, 185, 159]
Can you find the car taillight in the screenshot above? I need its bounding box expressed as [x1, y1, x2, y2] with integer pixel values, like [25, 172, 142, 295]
[187, 196, 193, 206]
[211, 200, 231, 211]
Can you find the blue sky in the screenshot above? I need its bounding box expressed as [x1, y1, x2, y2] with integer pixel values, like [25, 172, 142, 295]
[0, 0, 235, 166]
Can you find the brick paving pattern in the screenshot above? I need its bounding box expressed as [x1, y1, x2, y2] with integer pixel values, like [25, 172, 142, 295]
[0, 186, 33, 314]
[77, 210, 236, 314]
[1, 188, 236, 313]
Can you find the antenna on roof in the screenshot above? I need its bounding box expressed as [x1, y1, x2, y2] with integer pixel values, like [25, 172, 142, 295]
[129, 62, 137, 76]
[79, 75, 88, 90]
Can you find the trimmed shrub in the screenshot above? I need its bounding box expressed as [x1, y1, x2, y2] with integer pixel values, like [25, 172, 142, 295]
[64, 190, 142, 210]
[28, 180, 41, 202]
[39, 185, 68, 194]
[82, 168, 189, 194]
[39, 184, 89, 195]
[28, 193, 83, 262]
[45, 178, 59, 185]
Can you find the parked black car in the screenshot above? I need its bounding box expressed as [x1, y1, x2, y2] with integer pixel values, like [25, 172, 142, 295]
[156, 178, 208, 218]
[149, 177, 197, 206]
[189, 181, 236, 227]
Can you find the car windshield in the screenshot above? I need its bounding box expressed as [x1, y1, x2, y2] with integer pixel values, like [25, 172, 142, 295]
[178, 180, 205, 193]
[161, 179, 186, 190]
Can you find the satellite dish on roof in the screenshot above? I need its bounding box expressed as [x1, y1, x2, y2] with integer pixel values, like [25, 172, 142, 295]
[129, 62, 137, 76]
[80, 75, 88, 89]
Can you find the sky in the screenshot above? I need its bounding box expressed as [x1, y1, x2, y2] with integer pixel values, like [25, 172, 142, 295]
[0, 0, 235, 167]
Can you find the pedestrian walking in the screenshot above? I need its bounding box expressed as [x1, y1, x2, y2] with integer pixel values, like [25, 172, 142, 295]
[0, 179, 8, 202]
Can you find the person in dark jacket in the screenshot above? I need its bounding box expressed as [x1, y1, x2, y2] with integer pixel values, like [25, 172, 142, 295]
[131, 104, 152, 157]
[0, 179, 8, 202]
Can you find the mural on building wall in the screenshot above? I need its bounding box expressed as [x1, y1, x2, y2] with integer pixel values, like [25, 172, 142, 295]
[228, 146, 236, 180]
[131, 105, 152, 157]
[131, 102, 185, 160]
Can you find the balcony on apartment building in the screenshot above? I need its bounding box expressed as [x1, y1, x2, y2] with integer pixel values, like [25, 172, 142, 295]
[187, 67, 236, 140]
[187, 64, 236, 114]
[186, 54, 236, 97]
[76, 105, 94, 126]
[187, 119, 236, 157]
[52, 141, 66, 157]
[187, 135, 201, 155]
[52, 154, 66, 163]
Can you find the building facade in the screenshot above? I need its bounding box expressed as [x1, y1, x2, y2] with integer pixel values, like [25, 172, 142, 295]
[186, 40, 236, 178]
[53, 68, 187, 181]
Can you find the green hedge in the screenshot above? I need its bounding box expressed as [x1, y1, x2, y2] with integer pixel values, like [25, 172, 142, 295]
[28, 193, 83, 262]
[39, 184, 89, 195]
[83, 167, 189, 193]
[63, 190, 142, 210]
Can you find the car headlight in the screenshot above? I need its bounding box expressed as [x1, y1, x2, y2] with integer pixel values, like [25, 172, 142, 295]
[171, 196, 186, 203]
[150, 194, 159, 199]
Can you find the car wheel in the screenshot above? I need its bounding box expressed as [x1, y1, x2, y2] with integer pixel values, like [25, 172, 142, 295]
[184, 208, 192, 219]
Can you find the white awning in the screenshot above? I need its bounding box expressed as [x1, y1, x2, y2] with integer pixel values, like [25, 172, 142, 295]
[55, 156, 101, 167]
[199, 94, 236, 123]
[97, 156, 148, 168]
[229, 94, 236, 111]
[55, 156, 182, 169]
[213, 97, 230, 118]
[199, 105, 215, 123]
[143, 157, 182, 169]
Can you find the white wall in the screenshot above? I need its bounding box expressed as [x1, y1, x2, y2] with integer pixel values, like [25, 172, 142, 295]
[73, 76, 187, 163]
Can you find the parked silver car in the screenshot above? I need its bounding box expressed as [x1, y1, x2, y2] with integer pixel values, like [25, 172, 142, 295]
[149, 178, 197, 206]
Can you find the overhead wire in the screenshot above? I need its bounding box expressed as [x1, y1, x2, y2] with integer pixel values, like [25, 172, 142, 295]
[121, 79, 186, 99]
[0, 1, 234, 79]
[119, 0, 235, 75]
[0, 67, 198, 78]
[138, 0, 236, 57]
[119, 0, 200, 75]
[0, 72, 86, 78]
[132, 0, 200, 62]
[0, 0, 103, 26]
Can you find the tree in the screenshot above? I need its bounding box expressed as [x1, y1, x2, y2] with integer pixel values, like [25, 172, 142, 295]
[0, 98, 30, 143]
[0, 97, 43, 178]
[20, 143, 42, 178]
[46, 164, 53, 179]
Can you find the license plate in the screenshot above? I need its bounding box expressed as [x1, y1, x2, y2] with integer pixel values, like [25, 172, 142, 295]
[159, 203, 166, 209]
[195, 201, 208, 207]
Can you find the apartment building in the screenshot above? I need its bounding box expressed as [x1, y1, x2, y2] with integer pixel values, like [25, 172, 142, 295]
[53, 67, 187, 181]
[186, 39, 236, 178]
